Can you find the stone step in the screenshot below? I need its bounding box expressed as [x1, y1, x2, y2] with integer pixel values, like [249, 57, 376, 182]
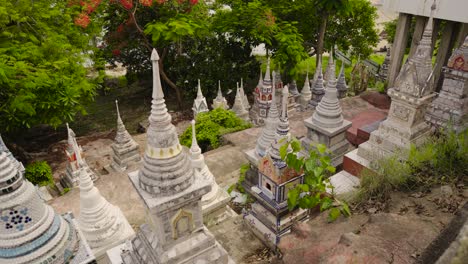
[356, 118, 386, 145]
[327, 170, 360, 201]
[343, 148, 371, 178]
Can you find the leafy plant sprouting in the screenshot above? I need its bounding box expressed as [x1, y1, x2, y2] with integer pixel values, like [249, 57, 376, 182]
[279, 138, 350, 222]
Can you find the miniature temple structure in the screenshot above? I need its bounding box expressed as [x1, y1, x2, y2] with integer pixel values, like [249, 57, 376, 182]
[336, 62, 348, 99]
[0, 146, 95, 264]
[274, 68, 297, 114]
[232, 84, 251, 122]
[244, 86, 308, 249]
[0, 134, 24, 174]
[379, 48, 391, 81]
[348, 2, 438, 171]
[299, 71, 312, 110]
[108, 49, 233, 264]
[426, 35, 468, 133]
[289, 80, 301, 101]
[240, 79, 250, 111]
[73, 132, 134, 260]
[212, 81, 229, 110]
[250, 61, 274, 126]
[110, 100, 140, 172]
[302, 57, 352, 167]
[192, 79, 209, 117]
[309, 56, 326, 109]
[61, 124, 98, 188]
[189, 120, 232, 225]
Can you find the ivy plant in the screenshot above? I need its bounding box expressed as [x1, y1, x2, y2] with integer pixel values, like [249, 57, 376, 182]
[279, 138, 351, 222]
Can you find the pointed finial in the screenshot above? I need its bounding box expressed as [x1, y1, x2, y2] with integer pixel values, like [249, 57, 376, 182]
[241, 78, 244, 88]
[236, 82, 239, 90]
[258, 67, 263, 85]
[197, 79, 202, 97]
[218, 80, 222, 96]
[281, 85, 288, 119]
[151, 49, 164, 99]
[190, 120, 200, 153]
[265, 57, 271, 81]
[69, 125, 83, 166]
[115, 100, 122, 122]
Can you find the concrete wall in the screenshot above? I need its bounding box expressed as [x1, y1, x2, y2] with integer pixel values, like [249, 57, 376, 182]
[383, 0, 468, 23]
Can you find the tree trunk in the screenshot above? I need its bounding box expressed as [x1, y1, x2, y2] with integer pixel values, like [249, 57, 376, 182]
[159, 48, 182, 109]
[316, 13, 328, 66]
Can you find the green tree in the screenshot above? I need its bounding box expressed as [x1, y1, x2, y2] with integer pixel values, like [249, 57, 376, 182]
[0, 0, 101, 132]
[101, 0, 260, 108]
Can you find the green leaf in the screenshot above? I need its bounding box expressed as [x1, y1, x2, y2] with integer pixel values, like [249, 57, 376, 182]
[320, 197, 333, 211]
[340, 203, 351, 217]
[291, 138, 301, 152]
[328, 208, 341, 222]
[326, 165, 336, 173]
[317, 144, 327, 154]
[279, 141, 289, 160]
[313, 167, 324, 177]
[287, 188, 299, 211]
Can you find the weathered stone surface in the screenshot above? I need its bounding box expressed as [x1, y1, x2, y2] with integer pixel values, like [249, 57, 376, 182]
[426, 35, 468, 133]
[357, 3, 437, 165]
[336, 62, 348, 99]
[110, 100, 140, 172]
[111, 49, 232, 264]
[378, 47, 391, 81]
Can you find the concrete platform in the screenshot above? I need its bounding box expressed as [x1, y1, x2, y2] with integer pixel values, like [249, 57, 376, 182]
[356, 117, 386, 145]
[343, 149, 372, 178]
[328, 170, 360, 201]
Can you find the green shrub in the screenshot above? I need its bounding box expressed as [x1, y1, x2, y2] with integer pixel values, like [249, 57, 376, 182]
[61, 187, 70, 195]
[25, 161, 53, 187]
[179, 108, 252, 151]
[357, 127, 468, 202]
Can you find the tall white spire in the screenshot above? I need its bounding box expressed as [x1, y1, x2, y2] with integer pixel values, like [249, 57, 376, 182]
[267, 85, 291, 167]
[240, 78, 250, 110]
[193, 79, 209, 117]
[0, 134, 24, 173]
[300, 69, 312, 109]
[138, 48, 193, 196]
[336, 61, 348, 99]
[212, 81, 229, 110]
[309, 55, 326, 109]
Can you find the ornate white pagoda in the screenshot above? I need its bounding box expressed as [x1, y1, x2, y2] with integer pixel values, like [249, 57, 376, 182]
[240, 78, 250, 111]
[72, 131, 134, 260]
[212, 81, 229, 110]
[0, 134, 24, 174]
[250, 61, 274, 126]
[357, 2, 438, 165]
[61, 124, 98, 188]
[110, 100, 141, 171]
[232, 85, 250, 122]
[109, 49, 233, 264]
[0, 146, 95, 264]
[192, 79, 209, 117]
[426, 35, 468, 132]
[189, 120, 232, 225]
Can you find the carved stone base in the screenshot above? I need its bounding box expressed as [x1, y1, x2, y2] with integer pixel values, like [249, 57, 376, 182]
[301, 117, 352, 167]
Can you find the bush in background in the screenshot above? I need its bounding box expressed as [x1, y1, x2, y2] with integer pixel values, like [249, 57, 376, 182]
[24, 161, 53, 187]
[180, 108, 251, 152]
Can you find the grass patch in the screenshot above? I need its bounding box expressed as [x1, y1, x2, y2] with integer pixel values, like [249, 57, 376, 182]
[357, 127, 468, 202]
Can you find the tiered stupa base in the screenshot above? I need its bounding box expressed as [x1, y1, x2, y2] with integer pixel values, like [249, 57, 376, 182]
[301, 117, 352, 168]
[110, 144, 141, 172]
[62, 165, 98, 188]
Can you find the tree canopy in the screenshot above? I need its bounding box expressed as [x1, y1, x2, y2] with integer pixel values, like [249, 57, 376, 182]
[0, 0, 101, 132]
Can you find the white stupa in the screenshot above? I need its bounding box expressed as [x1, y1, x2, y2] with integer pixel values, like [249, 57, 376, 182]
[240, 78, 250, 110]
[192, 79, 209, 117]
[110, 100, 141, 171]
[0, 145, 95, 263]
[73, 130, 134, 259]
[212, 81, 229, 110]
[189, 120, 232, 224]
[0, 134, 25, 174]
[299, 70, 312, 110]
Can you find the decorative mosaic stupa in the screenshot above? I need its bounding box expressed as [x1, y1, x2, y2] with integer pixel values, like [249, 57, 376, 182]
[212, 81, 229, 110]
[426, 35, 468, 133]
[250, 60, 274, 126]
[232, 84, 250, 122]
[244, 85, 308, 249]
[189, 120, 232, 225]
[253, 72, 281, 158]
[299, 71, 312, 110]
[0, 147, 95, 263]
[309, 56, 326, 109]
[62, 124, 98, 188]
[336, 62, 348, 99]
[192, 79, 209, 117]
[240, 78, 250, 111]
[73, 130, 134, 259]
[302, 56, 352, 167]
[0, 134, 25, 174]
[110, 100, 140, 171]
[356, 2, 438, 164]
[114, 49, 232, 264]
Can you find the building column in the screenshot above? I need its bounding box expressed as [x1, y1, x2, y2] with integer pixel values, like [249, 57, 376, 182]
[434, 21, 458, 92]
[455, 23, 468, 47]
[408, 16, 428, 58]
[388, 13, 412, 89]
